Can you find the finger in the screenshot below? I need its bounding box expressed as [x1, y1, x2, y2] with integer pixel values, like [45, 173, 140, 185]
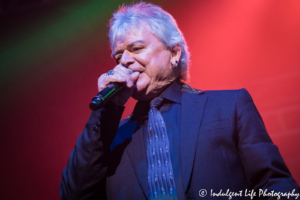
[113, 66, 134, 87]
[113, 69, 132, 88]
[106, 74, 128, 85]
[98, 73, 109, 91]
[98, 65, 134, 91]
[97, 73, 127, 92]
[130, 72, 140, 85]
[114, 65, 133, 75]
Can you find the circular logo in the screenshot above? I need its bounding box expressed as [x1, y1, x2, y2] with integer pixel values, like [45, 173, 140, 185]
[199, 189, 207, 197]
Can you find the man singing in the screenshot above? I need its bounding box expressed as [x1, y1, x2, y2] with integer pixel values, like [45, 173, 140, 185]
[60, 2, 299, 200]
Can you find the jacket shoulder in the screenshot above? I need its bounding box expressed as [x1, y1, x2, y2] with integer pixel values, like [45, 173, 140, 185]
[204, 88, 249, 95]
[203, 88, 252, 101]
[182, 83, 250, 98]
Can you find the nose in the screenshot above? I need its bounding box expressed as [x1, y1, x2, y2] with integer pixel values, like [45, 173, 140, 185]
[120, 50, 135, 68]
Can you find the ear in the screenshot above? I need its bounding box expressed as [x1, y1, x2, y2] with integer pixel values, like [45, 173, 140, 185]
[170, 43, 182, 67]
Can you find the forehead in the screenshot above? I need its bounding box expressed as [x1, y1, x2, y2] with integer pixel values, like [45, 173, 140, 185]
[115, 29, 148, 46]
[112, 25, 161, 52]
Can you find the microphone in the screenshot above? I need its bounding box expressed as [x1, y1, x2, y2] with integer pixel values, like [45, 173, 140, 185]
[89, 69, 133, 111]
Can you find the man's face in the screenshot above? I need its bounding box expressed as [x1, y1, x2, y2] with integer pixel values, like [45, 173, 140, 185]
[112, 27, 178, 101]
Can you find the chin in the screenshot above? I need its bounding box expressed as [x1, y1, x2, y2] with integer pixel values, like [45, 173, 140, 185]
[131, 87, 148, 101]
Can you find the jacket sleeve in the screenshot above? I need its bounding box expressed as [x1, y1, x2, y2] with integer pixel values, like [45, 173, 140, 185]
[59, 102, 125, 200]
[237, 88, 299, 199]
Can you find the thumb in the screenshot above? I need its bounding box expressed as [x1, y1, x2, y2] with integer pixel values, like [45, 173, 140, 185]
[130, 72, 140, 84]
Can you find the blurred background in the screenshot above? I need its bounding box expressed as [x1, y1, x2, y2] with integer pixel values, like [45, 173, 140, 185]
[0, 0, 299, 199]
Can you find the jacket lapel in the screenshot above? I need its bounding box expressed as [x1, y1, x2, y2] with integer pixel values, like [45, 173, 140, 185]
[180, 90, 207, 192]
[125, 122, 149, 199]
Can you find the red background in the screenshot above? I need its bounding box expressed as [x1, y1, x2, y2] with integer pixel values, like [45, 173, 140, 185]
[0, 0, 299, 199]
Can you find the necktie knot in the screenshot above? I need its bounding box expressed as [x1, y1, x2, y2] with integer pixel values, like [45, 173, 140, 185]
[150, 97, 164, 108]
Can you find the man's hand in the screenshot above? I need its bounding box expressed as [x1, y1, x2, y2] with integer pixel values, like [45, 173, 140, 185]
[97, 65, 140, 105]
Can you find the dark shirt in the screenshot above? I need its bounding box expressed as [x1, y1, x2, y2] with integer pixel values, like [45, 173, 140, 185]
[131, 80, 183, 194]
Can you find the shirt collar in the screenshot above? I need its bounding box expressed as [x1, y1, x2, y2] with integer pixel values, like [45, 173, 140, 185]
[159, 79, 182, 104]
[131, 79, 182, 121]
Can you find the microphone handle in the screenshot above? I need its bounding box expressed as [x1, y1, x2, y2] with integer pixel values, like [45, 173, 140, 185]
[89, 82, 124, 111]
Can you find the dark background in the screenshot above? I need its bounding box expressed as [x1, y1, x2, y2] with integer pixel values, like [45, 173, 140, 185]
[1, 0, 299, 199]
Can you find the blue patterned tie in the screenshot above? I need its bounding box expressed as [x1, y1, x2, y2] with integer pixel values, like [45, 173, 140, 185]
[147, 97, 177, 200]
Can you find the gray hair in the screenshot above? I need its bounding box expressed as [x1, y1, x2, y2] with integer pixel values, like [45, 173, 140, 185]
[109, 2, 190, 81]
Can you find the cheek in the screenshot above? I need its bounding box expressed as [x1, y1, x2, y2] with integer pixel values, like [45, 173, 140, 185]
[152, 63, 173, 82]
[148, 58, 171, 79]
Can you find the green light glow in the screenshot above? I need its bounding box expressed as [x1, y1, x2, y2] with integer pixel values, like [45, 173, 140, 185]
[0, 0, 132, 84]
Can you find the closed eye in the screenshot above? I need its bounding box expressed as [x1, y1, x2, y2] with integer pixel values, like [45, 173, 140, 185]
[115, 56, 121, 64]
[133, 47, 142, 51]
[131, 45, 145, 52]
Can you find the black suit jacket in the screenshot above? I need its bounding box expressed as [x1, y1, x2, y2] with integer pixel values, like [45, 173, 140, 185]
[60, 85, 299, 200]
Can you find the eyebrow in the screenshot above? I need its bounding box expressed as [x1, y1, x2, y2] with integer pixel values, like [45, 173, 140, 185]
[112, 40, 145, 58]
